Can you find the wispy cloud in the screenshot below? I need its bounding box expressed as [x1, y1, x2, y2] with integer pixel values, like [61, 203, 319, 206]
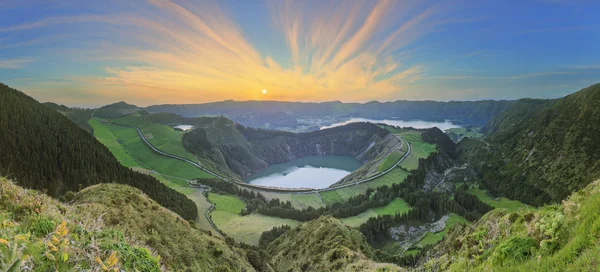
[1, 0, 459, 104]
[0, 58, 33, 68]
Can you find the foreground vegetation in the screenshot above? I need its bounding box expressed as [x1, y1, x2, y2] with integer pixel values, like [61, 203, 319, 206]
[421, 180, 600, 271]
[0, 178, 255, 271]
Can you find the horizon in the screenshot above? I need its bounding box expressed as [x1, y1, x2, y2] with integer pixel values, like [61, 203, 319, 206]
[2, 1, 600, 107]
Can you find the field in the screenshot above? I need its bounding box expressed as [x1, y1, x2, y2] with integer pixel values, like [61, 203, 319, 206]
[468, 187, 529, 212]
[341, 198, 411, 227]
[89, 118, 140, 168]
[208, 193, 245, 214]
[398, 131, 437, 170]
[379, 150, 403, 172]
[210, 211, 300, 245]
[320, 168, 409, 205]
[113, 113, 197, 161]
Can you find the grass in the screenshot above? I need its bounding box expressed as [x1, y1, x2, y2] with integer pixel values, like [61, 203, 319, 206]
[398, 131, 437, 171]
[416, 213, 468, 247]
[102, 122, 212, 182]
[208, 193, 245, 214]
[468, 187, 528, 212]
[379, 150, 403, 172]
[373, 198, 411, 216]
[89, 119, 139, 168]
[113, 114, 197, 161]
[210, 211, 300, 246]
[320, 168, 409, 206]
[341, 198, 411, 227]
[290, 193, 326, 209]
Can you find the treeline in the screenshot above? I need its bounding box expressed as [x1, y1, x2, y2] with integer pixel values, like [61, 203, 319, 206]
[0, 84, 198, 221]
[258, 225, 292, 247]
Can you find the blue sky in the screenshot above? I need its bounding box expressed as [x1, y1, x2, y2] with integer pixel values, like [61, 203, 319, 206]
[1, 0, 599, 107]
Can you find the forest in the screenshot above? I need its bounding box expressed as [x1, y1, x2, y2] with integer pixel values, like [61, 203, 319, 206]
[0, 84, 198, 220]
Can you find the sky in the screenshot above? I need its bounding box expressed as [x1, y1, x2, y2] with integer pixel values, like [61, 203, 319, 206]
[1, 0, 599, 107]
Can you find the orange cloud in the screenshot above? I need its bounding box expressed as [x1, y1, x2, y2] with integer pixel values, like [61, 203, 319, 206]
[6, 0, 457, 105]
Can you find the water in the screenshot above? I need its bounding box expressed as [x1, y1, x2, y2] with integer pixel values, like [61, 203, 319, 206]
[174, 125, 194, 131]
[320, 118, 461, 131]
[245, 155, 362, 189]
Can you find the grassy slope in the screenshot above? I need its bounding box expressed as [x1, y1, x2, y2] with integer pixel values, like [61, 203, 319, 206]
[210, 211, 300, 246]
[267, 217, 405, 272]
[422, 180, 600, 271]
[399, 131, 437, 171]
[379, 150, 403, 172]
[208, 193, 245, 214]
[468, 187, 529, 212]
[113, 113, 197, 161]
[341, 198, 411, 227]
[0, 178, 254, 272]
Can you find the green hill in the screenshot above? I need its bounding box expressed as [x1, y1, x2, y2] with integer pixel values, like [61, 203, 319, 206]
[419, 179, 600, 271]
[0, 83, 197, 220]
[463, 83, 600, 205]
[0, 177, 256, 271]
[267, 217, 405, 271]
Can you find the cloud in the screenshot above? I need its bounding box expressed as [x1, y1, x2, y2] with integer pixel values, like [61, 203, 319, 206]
[0, 58, 33, 68]
[1, 0, 466, 104]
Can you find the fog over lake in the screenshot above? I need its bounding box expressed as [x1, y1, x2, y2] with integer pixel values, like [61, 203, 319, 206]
[174, 125, 194, 131]
[320, 118, 461, 131]
[245, 155, 362, 189]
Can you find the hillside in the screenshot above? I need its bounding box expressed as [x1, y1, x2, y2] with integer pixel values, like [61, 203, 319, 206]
[43, 102, 94, 133]
[0, 177, 256, 271]
[93, 101, 141, 119]
[0, 83, 197, 220]
[463, 83, 600, 205]
[267, 217, 405, 271]
[418, 179, 600, 271]
[183, 119, 401, 182]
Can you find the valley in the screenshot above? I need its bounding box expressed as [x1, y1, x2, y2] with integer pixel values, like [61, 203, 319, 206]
[3, 82, 600, 271]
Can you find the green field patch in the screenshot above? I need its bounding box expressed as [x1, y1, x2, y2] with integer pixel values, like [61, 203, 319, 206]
[210, 211, 300, 245]
[379, 150, 403, 172]
[290, 193, 326, 209]
[101, 122, 212, 183]
[208, 193, 245, 214]
[114, 114, 197, 161]
[398, 131, 437, 170]
[373, 198, 411, 216]
[320, 168, 409, 206]
[341, 198, 411, 227]
[468, 187, 528, 212]
[89, 119, 139, 168]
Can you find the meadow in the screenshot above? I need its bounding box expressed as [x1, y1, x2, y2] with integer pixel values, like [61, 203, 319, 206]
[341, 198, 411, 227]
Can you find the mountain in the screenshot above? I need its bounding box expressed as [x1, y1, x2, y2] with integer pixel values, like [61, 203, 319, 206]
[460, 83, 600, 205]
[145, 99, 515, 130]
[93, 101, 141, 119]
[0, 177, 257, 271]
[0, 83, 197, 220]
[267, 217, 405, 271]
[418, 179, 600, 271]
[181, 118, 401, 182]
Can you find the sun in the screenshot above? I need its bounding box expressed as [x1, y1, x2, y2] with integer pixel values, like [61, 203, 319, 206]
[262, 89, 267, 94]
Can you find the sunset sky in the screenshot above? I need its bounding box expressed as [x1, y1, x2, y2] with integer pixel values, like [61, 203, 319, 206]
[1, 0, 599, 107]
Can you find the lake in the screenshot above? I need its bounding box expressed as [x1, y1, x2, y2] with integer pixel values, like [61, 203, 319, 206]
[245, 155, 362, 189]
[174, 125, 194, 131]
[320, 118, 461, 131]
